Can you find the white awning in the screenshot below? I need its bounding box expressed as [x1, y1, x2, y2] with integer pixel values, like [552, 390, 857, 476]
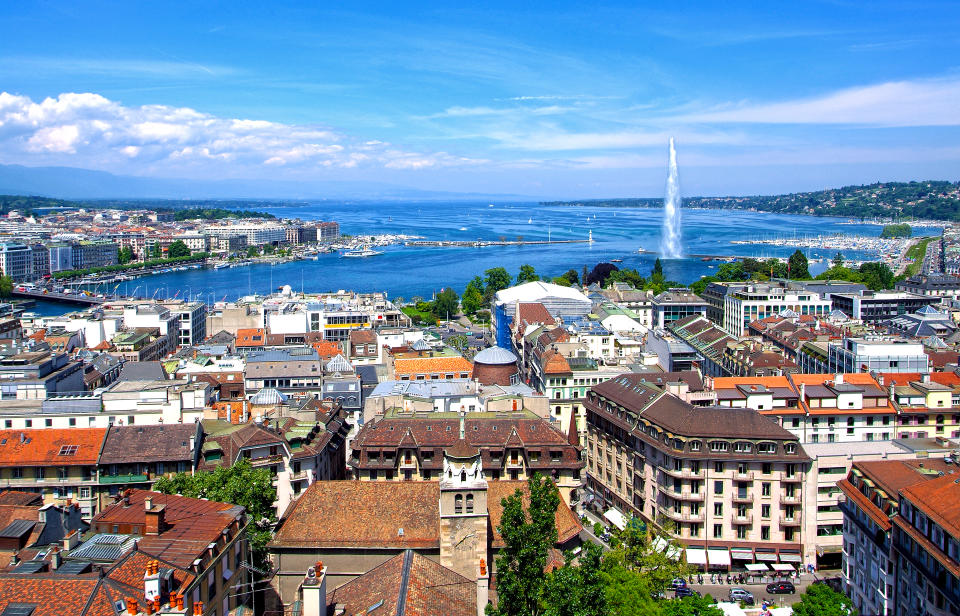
[653, 536, 682, 560]
[779, 553, 802, 563]
[771, 563, 795, 571]
[730, 548, 754, 560]
[745, 563, 769, 572]
[754, 552, 779, 562]
[707, 548, 731, 566]
[603, 508, 627, 531]
[686, 548, 707, 565]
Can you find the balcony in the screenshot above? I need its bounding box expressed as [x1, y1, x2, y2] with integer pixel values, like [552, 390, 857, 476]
[661, 508, 705, 523]
[733, 470, 755, 481]
[249, 453, 284, 467]
[733, 514, 754, 525]
[732, 491, 754, 503]
[782, 474, 803, 483]
[289, 469, 311, 481]
[100, 473, 150, 484]
[660, 466, 704, 480]
[780, 492, 802, 505]
[780, 513, 803, 526]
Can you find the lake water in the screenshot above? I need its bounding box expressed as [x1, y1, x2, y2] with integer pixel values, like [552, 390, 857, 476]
[84, 202, 935, 304]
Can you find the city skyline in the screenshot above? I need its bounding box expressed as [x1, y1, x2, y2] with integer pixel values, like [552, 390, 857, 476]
[1, 1, 959, 198]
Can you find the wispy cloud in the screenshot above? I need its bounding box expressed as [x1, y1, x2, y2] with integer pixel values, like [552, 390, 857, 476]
[0, 91, 483, 177]
[0, 56, 238, 78]
[673, 77, 960, 126]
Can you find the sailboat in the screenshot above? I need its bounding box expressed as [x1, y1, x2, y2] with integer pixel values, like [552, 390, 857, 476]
[527, 217, 532, 224]
[342, 244, 384, 258]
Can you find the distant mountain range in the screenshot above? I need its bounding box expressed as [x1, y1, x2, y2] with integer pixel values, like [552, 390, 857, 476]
[0, 163, 529, 201]
[544, 180, 960, 222]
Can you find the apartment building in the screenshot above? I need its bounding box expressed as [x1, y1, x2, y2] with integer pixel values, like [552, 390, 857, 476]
[722, 282, 832, 336]
[837, 458, 955, 616]
[896, 273, 960, 299]
[892, 473, 960, 616]
[205, 223, 287, 246]
[651, 288, 708, 330]
[0, 346, 85, 399]
[0, 241, 33, 281]
[830, 290, 939, 325]
[828, 336, 929, 374]
[243, 347, 324, 394]
[348, 408, 584, 506]
[584, 374, 811, 566]
[881, 371, 960, 439]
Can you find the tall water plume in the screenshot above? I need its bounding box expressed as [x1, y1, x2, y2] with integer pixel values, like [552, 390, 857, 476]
[660, 137, 683, 259]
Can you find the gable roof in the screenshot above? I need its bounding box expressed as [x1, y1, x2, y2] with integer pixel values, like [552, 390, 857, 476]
[99, 424, 197, 465]
[327, 550, 476, 616]
[0, 429, 106, 467]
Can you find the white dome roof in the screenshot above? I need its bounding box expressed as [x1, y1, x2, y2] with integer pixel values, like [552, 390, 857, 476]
[473, 346, 518, 365]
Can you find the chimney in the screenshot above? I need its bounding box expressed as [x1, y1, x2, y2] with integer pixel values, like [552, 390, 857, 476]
[301, 562, 328, 616]
[476, 559, 489, 616]
[126, 599, 139, 616]
[145, 503, 166, 535]
[50, 547, 62, 570]
[835, 373, 843, 385]
[193, 601, 203, 616]
[922, 372, 931, 384]
[145, 496, 153, 511]
[63, 529, 79, 551]
[890, 385, 895, 401]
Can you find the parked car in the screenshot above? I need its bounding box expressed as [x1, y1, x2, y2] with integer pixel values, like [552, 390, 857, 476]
[766, 581, 796, 594]
[673, 587, 700, 599]
[670, 578, 688, 590]
[729, 588, 754, 605]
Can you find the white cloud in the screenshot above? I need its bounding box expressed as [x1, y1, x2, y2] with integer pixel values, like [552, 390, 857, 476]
[675, 77, 960, 126]
[492, 129, 747, 151]
[0, 91, 482, 176]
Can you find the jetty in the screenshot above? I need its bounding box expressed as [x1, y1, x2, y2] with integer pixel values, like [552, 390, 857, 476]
[404, 238, 591, 248]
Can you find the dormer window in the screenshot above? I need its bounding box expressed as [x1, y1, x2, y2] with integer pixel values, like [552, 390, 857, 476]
[784, 443, 797, 454]
[757, 442, 777, 455]
[709, 441, 728, 452]
[689, 441, 701, 452]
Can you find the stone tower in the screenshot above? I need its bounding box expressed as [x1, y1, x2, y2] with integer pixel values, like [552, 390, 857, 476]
[438, 438, 489, 582]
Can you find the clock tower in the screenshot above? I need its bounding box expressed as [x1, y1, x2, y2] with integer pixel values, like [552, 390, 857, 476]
[439, 438, 489, 583]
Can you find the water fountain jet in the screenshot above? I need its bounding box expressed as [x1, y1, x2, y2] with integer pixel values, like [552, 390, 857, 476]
[660, 137, 683, 259]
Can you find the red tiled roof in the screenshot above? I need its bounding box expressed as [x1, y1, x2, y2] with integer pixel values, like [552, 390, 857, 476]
[394, 356, 473, 376]
[235, 328, 266, 347]
[0, 428, 106, 466]
[900, 473, 960, 538]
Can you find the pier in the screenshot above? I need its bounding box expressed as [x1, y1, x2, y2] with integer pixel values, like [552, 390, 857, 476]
[404, 238, 592, 248]
[11, 289, 106, 306]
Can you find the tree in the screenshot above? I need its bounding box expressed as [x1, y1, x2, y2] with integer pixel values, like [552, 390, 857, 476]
[167, 240, 191, 259]
[607, 268, 645, 289]
[791, 583, 857, 616]
[550, 276, 572, 287]
[652, 258, 664, 278]
[858, 261, 894, 291]
[517, 264, 539, 284]
[585, 263, 619, 287]
[433, 287, 459, 320]
[488, 473, 560, 616]
[118, 245, 134, 264]
[263, 243, 275, 255]
[462, 276, 485, 315]
[151, 243, 163, 259]
[561, 269, 580, 286]
[832, 252, 845, 269]
[484, 267, 512, 299]
[788, 249, 810, 279]
[608, 517, 689, 594]
[542, 543, 607, 616]
[661, 595, 723, 616]
[600, 554, 661, 616]
[246, 245, 260, 258]
[153, 458, 277, 570]
[0, 276, 12, 298]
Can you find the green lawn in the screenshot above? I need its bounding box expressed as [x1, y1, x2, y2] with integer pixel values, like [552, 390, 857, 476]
[903, 237, 934, 277]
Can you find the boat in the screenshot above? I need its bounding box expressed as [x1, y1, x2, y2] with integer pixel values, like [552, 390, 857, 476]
[342, 245, 385, 258]
[214, 263, 230, 270]
[611, 258, 623, 263]
[459, 227, 468, 231]
[527, 217, 532, 224]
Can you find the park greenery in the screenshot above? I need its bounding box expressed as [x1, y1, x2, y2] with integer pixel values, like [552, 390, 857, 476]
[490, 474, 719, 616]
[0, 195, 279, 219]
[879, 223, 911, 238]
[902, 237, 934, 278]
[543, 180, 960, 221]
[170, 207, 275, 220]
[52, 252, 210, 280]
[153, 458, 277, 571]
[791, 583, 857, 616]
[0, 276, 12, 298]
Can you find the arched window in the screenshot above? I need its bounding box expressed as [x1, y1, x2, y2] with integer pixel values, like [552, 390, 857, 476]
[454, 494, 463, 514]
[466, 494, 474, 513]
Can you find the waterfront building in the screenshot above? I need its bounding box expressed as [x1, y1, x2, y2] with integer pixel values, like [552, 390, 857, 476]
[70, 241, 118, 270]
[830, 290, 940, 325]
[584, 373, 811, 566]
[0, 241, 33, 281]
[828, 336, 929, 373]
[651, 288, 708, 330]
[205, 222, 287, 246]
[722, 282, 832, 336]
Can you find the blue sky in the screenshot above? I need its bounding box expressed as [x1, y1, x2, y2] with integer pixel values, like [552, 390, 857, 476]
[1, 1, 959, 198]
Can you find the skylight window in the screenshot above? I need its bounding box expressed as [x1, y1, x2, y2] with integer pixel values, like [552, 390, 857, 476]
[58, 445, 79, 456]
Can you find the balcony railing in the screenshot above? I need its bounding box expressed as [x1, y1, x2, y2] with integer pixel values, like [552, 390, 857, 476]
[249, 453, 284, 467]
[780, 513, 802, 526]
[660, 508, 704, 523]
[100, 473, 150, 484]
[780, 492, 802, 505]
[732, 491, 754, 503]
[660, 466, 704, 480]
[733, 514, 754, 525]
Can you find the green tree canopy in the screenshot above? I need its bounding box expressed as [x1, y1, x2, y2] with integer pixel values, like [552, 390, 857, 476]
[517, 264, 540, 284]
[661, 595, 723, 616]
[153, 458, 277, 570]
[607, 517, 690, 594]
[166, 240, 191, 259]
[791, 582, 857, 616]
[433, 287, 459, 320]
[652, 258, 664, 278]
[484, 267, 512, 301]
[788, 250, 810, 279]
[487, 473, 560, 616]
[0, 276, 12, 298]
[246, 245, 260, 258]
[461, 276, 485, 314]
[543, 543, 607, 616]
[118, 245, 134, 264]
[561, 269, 580, 286]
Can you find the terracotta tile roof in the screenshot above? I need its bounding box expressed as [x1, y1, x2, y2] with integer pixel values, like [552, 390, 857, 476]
[271, 481, 441, 549]
[712, 376, 794, 391]
[350, 330, 377, 345]
[92, 489, 245, 568]
[900, 473, 960, 538]
[541, 350, 571, 375]
[235, 328, 266, 347]
[99, 424, 197, 465]
[312, 340, 344, 361]
[327, 550, 476, 616]
[0, 576, 100, 616]
[791, 372, 882, 387]
[837, 478, 891, 531]
[517, 302, 556, 327]
[0, 490, 42, 506]
[0, 428, 106, 467]
[394, 356, 473, 377]
[488, 480, 582, 547]
[879, 372, 960, 387]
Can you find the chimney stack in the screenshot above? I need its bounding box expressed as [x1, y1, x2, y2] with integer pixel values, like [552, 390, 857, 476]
[301, 562, 328, 616]
[193, 601, 203, 616]
[145, 496, 153, 511]
[126, 599, 139, 616]
[476, 559, 489, 616]
[145, 504, 166, 535]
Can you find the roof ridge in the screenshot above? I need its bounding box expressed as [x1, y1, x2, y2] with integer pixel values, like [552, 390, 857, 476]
[396, 549, 414, 616]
